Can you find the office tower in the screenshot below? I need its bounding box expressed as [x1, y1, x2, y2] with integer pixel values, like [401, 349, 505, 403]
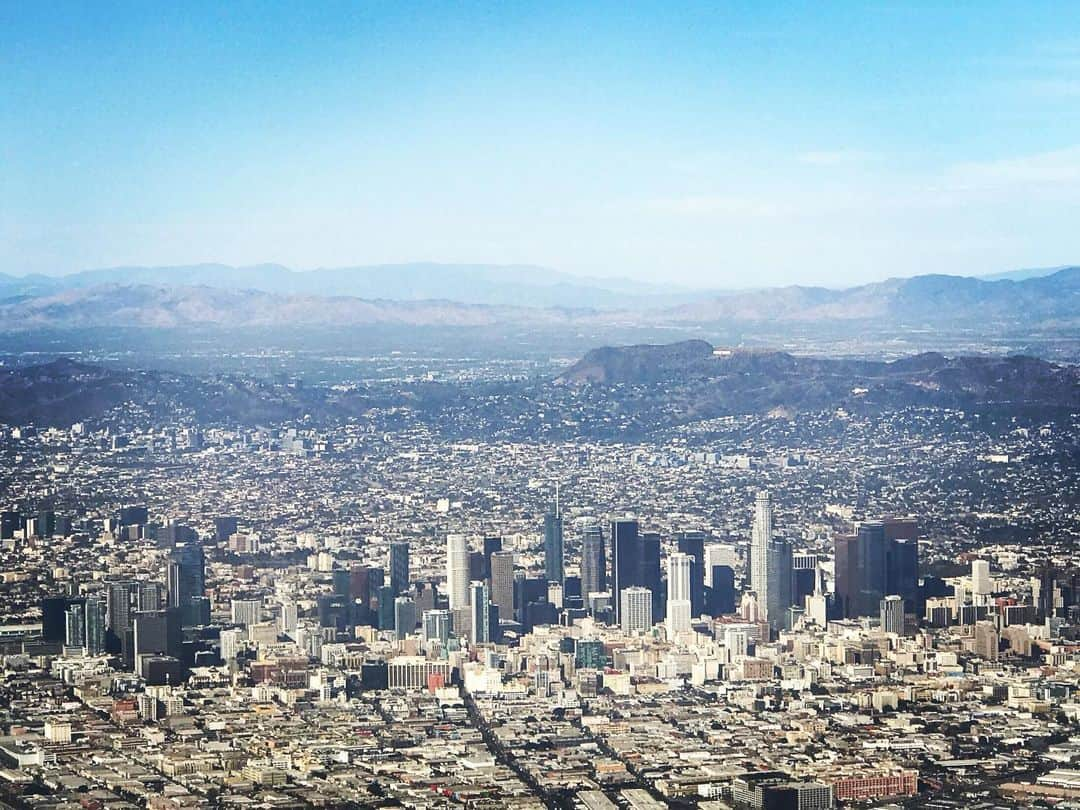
[880, 595, 905, 635]
[423, 609, 452, 645]
[974, 620, 999, 661]
[106, 581, 135, 661]
[279, 601, 299, 633]
[332, 568, 351, 601]
[189, 596, 211, 626]
[376, 586, 396, 631]
[446, 534, 470, 611]
[611, 519, 640, 624]
[231, 599, 262, 627]
[620, 586, 653, 634]
[641, 532, 663, 618]
[971, 559, 991, 598]
[214, 516, 239, 542]
[469, 580, 491, 643]
[220, 628, 244, 661]
[85, 596, 107, 656]
[709, 565, 737, 615]
[0, 510, 21, 540]
[482, 536, 502, 580]
[544, 512, 564, 586]
[581, 524, 606, 602]
[42, 596, 72, 643]
[750, 491, 773, 610]
[676, 531, 707, 618]
[65, 602, 86, 648]
[118, 505, 148, 526]
[133, 608, 181, 660]
[666, 552, 693, 635]
[413, 581, 437, 616]
[835, 521, 889, 619]
[349, 565, 373, 606]
[765, 538, 794, 630]
[137, 581, 164, 612]
[390, 541, 410, 596]
[1035, 566, 1057, 620]
[704, 543, 737, 587]
[393, 596, 416, 640]
[488, 550, 514, 620]
[792, 553, 818, 611]
[469, 550, 485, 582]
[36, 509, 57, 538]
[167, 542, 206, 626]
[884, 518, 920, 614]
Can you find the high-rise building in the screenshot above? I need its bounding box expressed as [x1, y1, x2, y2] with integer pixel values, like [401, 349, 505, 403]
[279, 601, 299, 633]
[580, 524, 606, 602]
[750, 491, 773, 613]
[489, 550, 515, 622]
[393, 596, 416, 640]
[837, 520, 920, 620]
[231, 599, 262, 627]
[469, 580, 490, 643]
[880, 594, 905, 635]
[376, 585, 396, 631]
[709, 564, 737, 615]
[0, 510, 21, 540]
[971, 559, 992, 599]
[611, 519, 640, 624]
[641, 532, 663, 622]
[482, 536, 502, 580]
[167, 542, 206, 626]
[446, 534, 470, 611]
[214, 516, 239, 542]
[544, 513, 564, 586]
[884, 519, 920, 614]
[620, 586, 653, 634]
[974, 620, 999, 661]
[676, 531, 707, 617]
[106, 581, 135, 663]
[704, 544, 737, 587]
[65, 602, 86, 648]
[666, 552, 693, 635]
[422, 609, 452, 646]
[390, 541, 410, 596]
[85, 595, 107, 656]
[42, 595, 72, 643]
[765, 538, 793, 630]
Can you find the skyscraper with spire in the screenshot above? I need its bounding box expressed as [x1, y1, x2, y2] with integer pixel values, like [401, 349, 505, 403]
[544, 483, 564, 586]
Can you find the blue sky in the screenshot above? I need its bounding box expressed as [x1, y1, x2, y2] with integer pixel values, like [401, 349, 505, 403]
[3, 2, 1080, 287]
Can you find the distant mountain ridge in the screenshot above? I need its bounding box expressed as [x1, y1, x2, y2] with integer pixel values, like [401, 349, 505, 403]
[0, 264, 1076, 333]
[0, 262, 702, 310]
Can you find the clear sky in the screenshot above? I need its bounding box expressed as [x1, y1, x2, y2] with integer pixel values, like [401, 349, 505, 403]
[3, 2, 1080, 287]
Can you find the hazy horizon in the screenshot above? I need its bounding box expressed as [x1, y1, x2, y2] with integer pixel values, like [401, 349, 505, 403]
[4, 3, 1080, 287]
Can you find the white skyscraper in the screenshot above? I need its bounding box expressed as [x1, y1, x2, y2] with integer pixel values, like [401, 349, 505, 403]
[666, 552, 692, 635]
[972, 559, 992, 599]
[704, 543, 737, 587]
[620, 586, 653, 634]
[750, 491, 773, 617]
[446, 533, 470, 611]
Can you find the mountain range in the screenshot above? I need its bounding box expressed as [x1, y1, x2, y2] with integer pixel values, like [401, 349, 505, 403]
[2, 343, 1076, 434]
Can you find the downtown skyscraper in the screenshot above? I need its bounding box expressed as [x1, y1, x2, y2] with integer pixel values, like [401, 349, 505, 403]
[666, 552, 692, 635]
[750, 491, 773, 620]
[446, 534, 470, 612]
